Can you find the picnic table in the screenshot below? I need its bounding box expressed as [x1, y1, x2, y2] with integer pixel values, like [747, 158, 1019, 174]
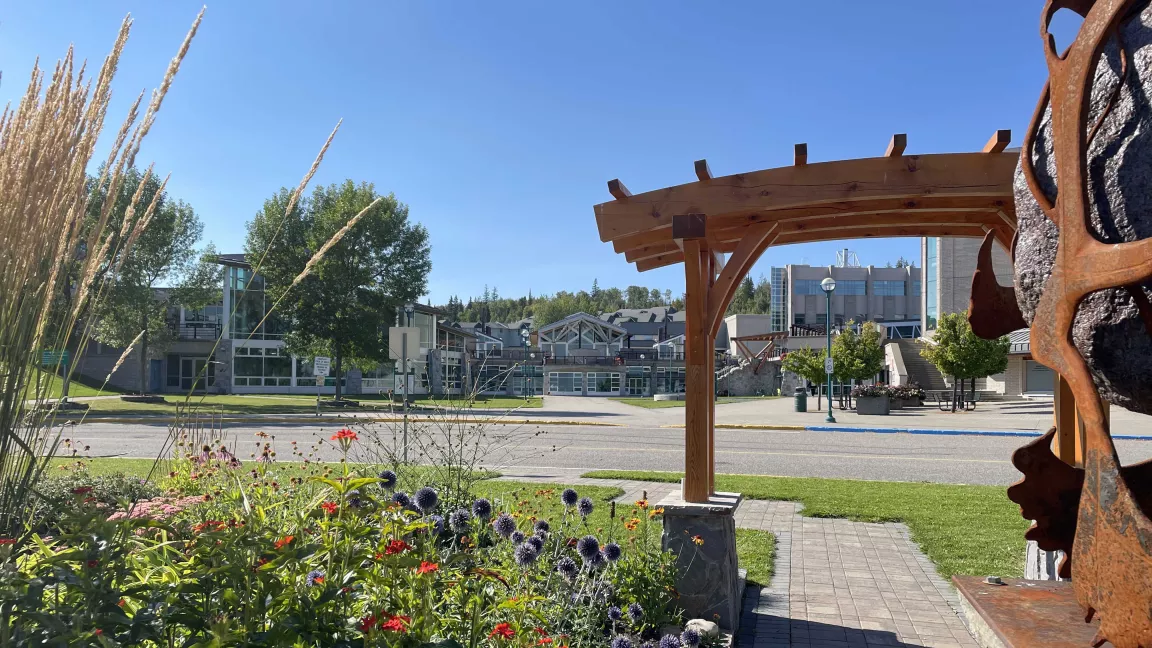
[926, 389, 981, 411]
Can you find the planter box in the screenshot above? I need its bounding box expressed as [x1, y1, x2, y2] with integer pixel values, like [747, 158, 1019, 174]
[856, 395, 891, 415]
[890, 397, 904, 410]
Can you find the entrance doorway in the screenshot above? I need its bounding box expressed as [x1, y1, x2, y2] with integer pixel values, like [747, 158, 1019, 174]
[167, 355, 215, 392]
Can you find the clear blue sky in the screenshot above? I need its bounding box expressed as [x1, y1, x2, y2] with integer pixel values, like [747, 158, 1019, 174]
[0, 2, 1071, 304]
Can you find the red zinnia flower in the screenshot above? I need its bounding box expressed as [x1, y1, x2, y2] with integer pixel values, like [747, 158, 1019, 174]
[274, 535, 295, 549]
[358, 613, 378, 632]
[490, 623, 515, 639]
[538, 638, 554, 645]
[71, 486, 93, 495]
[384, 539, 412, 555]
[0, 538, 15, 545]
[321, 501, 339, 515]
[415, 561, 439, 574]
[379, 614, 411, 632]
[331, 428, 358, 442]
[86, 560, 98, 568]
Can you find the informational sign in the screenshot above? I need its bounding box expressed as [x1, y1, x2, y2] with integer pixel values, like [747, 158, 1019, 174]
[41, 350, 70, 366]
[388, 327, 420, 360]
[313, 356, 331, 377]
[824, 357, 834, 375]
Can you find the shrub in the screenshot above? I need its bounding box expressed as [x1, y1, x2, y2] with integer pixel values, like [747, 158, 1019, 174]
[32, 468, 161, 532]
[892, 383, 926, 401]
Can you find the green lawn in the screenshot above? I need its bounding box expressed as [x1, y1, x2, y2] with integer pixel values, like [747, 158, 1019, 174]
[582, 470, 1027, 580]
[610, 396, 780, 409]
[25, 371, 123, 399]
[66, 394, 542, 416]
[735, 529, 775, 587]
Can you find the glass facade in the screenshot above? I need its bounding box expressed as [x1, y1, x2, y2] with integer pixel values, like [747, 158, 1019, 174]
[166, 354, 216, 391]
[925, 238, 938, 329]
[586, 372, 621, 395]
[626, 366, 651, 396]
[838, 280, 866, 295]
[770, 267, 788, 332]
[794, 279, 825, 295]
[228, 267, 286, 340]
[873, 280, 906, 296]
[233, 345, 292, 387]
[656, 367, 686, 394]
[513, 366, 544, 396]
[474, 364, 509, 393]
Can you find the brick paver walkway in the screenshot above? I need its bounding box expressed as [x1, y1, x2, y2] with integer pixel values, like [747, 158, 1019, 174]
[497, 474, 977, 647]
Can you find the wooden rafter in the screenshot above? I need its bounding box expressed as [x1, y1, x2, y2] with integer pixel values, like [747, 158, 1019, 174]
[695, 159, 712, 181]
[885, 133, 908, 157]
[794, 143, 808, 166]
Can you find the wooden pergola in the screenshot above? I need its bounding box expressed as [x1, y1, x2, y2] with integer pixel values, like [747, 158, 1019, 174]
[594, 132, 1019, 502]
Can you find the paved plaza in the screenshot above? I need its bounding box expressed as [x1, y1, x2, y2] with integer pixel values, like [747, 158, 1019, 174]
[503, 474, 978, 648]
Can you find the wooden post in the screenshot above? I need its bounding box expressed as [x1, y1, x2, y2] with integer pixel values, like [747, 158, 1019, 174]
[1053, 374, 1108, 467]
[676, 213, 713, 503]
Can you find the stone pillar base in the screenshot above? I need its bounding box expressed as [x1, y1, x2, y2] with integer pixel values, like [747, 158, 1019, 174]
[658, 490, 743, 633]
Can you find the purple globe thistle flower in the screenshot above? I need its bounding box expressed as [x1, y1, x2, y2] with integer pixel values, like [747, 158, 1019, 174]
[658, 635, 681, 648]
[514, 542, 540, 566]
[589, 551, 608, 570]
[472, 498, 492, 520]
[642, 642, 658, 648]
[428, 514, 444, 535]
[561, 488, 579, 507]
[392, 491, 411, 508]
[526, 534, 544, 553]
[306, 570, 325, 587]
[493, 512, 516, 538]
[347, 490, 364, 508]
[449, 508, 471, 533]
[378, 469, 397, 490]
[535, 529, 549, 540]
[603, 542, 622, 562]
[607, 606, 623, 622]
[534, 519, 550, 534]
[627, 602, 643, 624]
[555, 556, 578, 581]
[611, 636, 633, 648]
[414, 486, 439, 513]
[577, 497, 594, 517]
[679, 629, 701, 647]
[575, 535, 600, 562]
[511, 530, 526, 544]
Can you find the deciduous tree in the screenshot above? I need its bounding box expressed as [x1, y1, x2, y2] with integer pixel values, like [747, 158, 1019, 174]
[246, 180, 430, 401]
[920, 312, 1009, 411]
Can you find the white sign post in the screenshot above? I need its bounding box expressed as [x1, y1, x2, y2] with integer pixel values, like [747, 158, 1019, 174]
[313, 356, 331, 417]
[824, 357, 834, 375]
[388, 327, 420, 463]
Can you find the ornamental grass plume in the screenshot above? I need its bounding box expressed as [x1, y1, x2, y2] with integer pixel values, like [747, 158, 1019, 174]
[0, 8, 203, 538]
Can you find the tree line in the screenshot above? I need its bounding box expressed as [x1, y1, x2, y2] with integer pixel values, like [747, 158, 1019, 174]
[438, 275, 771, 327]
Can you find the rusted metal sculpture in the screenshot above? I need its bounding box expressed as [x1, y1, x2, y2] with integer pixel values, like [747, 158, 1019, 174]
[969, 1, 1152, 645]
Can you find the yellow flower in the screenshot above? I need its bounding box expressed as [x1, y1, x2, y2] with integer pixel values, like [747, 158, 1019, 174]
[635, 499, 649, 509]
[691, 535, 704, 546]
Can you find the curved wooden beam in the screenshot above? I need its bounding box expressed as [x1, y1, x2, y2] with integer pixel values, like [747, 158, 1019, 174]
[706, 223, 780, 339]
[695, 159, 712, 181]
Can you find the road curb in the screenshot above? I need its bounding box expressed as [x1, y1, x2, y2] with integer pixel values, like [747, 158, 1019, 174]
[58, 416, 622, 427]
[664, 422, 1152, 440]
[660, 424, 806, 431]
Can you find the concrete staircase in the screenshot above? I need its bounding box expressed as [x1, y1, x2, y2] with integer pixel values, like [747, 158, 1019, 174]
[892, 339, 949, 391]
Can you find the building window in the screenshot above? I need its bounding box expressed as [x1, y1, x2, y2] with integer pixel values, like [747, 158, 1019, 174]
[655, 367, 686, 394]
[793, 314, 806, 325]
[233, 345, 291, 387]
[873, 280, 905, 296]
[626, 366, 651, 396]
[586, 372, 621, 394]
[228, 267, 287, 340]
[548, 372, 584, 394]
[475, 364, 509, 393]
[925, 238, 938, 329]
[912, 280, 921, 296]
[794, 279, 824, 295]
[771, 267, 788, 333]
[513, 365, 543, 395]
[838, 280, 866, 295]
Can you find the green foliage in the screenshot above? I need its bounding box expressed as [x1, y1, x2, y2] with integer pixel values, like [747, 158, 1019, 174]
[88, 168, 222, 393]
[920, 313, 1010, 379]
[831, 321, 885, 382]
[32, 466, 161, 532]
[6, 439, 688, 646]
[246, 181, 431, 398]
[725, 274, 772, 316]
[781, 347, 826, 387]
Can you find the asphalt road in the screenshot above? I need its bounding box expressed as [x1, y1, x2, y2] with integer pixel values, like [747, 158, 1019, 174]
[62, 418, 1152, 486]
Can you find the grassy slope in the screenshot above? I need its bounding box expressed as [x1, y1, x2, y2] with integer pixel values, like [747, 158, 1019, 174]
[25, 371, 124, 399]
[70, 394, 543, 416]
[583, 470, 1027, 580]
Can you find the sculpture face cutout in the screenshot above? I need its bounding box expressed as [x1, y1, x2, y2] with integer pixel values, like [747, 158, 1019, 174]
[968, 2, 1152, 646]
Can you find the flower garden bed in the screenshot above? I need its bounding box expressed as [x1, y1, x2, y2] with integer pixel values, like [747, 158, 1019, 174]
[6, 429, 723, 647]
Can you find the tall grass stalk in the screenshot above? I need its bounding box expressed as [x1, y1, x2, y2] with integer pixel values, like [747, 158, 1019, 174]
[0, 10, 203, 538]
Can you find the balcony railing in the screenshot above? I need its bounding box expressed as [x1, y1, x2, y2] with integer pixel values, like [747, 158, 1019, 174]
[169, 321, 221, 341]
[469, 348, 687, 365]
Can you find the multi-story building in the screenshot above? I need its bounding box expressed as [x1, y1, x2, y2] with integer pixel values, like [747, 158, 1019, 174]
[770, 253, 922, 339]
[918, 236, 1053, 397]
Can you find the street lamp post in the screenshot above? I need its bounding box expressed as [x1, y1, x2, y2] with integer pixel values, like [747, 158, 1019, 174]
[521, 328, 531, 401]
[639, 353, 646, 396]
[820, 278, 837, 423]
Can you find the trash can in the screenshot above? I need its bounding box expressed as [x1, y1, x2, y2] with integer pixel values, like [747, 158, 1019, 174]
[794, 387, 808, 412]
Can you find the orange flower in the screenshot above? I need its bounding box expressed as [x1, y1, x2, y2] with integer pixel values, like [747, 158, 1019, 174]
[635, 499, 649, 509]
[490, 623, 515, 639]
[331, 428, 358, 442]
[692, 535, 704, 546]
[321, 501, 339, 515]
[384, 539, 412, 555]
[380, 614, 411, 632]
[274, 535, 294, 549]
[624, 519, 640, 531]
[415, 561, 439, 574]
